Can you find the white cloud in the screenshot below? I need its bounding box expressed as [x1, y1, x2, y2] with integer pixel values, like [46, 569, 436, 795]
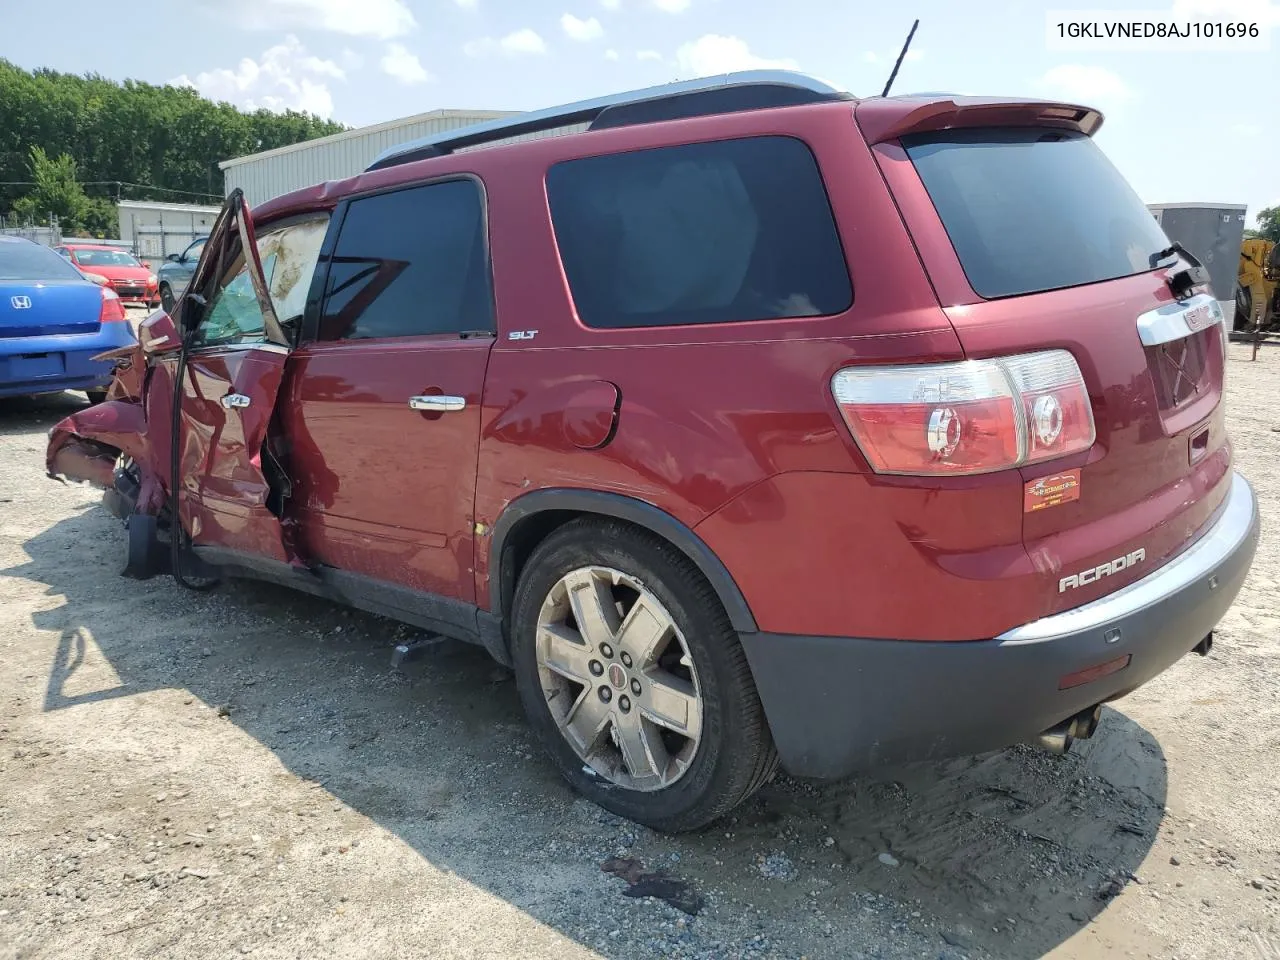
[169, 35, 344, 118]
[675, 35, 798, 76]
[561, 13, 604, 41]
[503, 28, 547, 53]
[652, 0, 690, 10]
[340, 48, 364, 70]
[464, 28, 548, 57]
[1232, 122, 1264, 137]
[636, 49, 664, 61]
[605, 48, 620, 60]
[380, 43, 431, 84]
[1037, 64, 1136, 107]
[196, 0, 415, 39]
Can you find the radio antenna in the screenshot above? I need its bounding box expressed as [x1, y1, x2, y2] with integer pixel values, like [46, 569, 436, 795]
[881, 19, 920, 97]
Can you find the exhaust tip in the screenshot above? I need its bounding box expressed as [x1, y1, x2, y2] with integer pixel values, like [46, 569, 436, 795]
[1034, 728, 1074, 754]
[1031, 705, 1103, 754]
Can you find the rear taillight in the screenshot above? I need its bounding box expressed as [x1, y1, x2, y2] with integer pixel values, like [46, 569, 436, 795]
[832, 350, 1095, 476]
[99, 287, 127, 323]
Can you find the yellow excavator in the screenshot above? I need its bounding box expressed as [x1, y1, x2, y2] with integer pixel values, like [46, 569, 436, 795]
[1236, 237, 1280, 332]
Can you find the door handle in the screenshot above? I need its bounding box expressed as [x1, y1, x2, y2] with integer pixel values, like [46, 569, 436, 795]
[220, 393, 251, 409]
[409, 395, 466, 412]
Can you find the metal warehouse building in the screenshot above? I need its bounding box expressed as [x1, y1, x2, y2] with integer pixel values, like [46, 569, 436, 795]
[118, 200, 221, 261]
[219, 109, 523, 207]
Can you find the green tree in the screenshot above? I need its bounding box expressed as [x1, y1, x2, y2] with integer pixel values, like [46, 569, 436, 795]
[0, 59, 345, 225]
[11, 146, 89, 228]
[1255, 206, 1280, 244]
[79, 197, 119, 238]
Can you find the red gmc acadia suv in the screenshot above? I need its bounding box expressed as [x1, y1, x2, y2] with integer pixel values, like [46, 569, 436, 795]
[46, 71, 1260, 832]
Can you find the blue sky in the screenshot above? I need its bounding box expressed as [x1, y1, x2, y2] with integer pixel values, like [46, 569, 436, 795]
[3, 0, 1277, 224]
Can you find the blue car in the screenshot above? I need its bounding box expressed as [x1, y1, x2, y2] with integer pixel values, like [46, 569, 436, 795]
[0, 237, 137, 401]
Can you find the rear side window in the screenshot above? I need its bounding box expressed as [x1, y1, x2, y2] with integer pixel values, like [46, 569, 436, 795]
[319, 178, 492, 341]
[547, 136, 851, 329]
[904, 128, 1169, 299]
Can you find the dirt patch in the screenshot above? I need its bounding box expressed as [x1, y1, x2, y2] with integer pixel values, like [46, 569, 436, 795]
[1, 344, 1279, 959]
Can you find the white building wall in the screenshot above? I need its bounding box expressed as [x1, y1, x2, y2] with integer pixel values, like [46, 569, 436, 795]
[117, 201, 221, 261]
[221, 111, 512, 207]
[220, 111, 592, 207]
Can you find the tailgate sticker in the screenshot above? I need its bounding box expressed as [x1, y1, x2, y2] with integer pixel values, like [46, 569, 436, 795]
[1024, 469, 1082, 513]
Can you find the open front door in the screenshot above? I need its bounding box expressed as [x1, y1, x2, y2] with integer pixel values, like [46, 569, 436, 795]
[174, 189, 296, 563]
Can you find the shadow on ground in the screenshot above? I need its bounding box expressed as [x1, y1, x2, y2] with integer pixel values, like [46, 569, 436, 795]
[3, 393, 1168, 959]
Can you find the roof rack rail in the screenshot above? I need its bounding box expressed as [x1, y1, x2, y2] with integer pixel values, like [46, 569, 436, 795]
[365, 70, 852, 172]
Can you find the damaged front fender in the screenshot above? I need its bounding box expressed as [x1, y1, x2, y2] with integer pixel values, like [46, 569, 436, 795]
[46, 396, 146, 478]
[47, 436, 120, 490]
[46, 330, 176, 513]
[46, 397, 168, 515]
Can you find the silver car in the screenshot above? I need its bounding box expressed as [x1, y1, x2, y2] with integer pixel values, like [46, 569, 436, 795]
[156, 236, 207, 312]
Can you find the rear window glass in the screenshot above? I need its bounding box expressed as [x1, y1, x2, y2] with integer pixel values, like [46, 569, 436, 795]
[904, 128, 1169, 299]
[0, 240, 83, 281]
[547, 136, 852, 329]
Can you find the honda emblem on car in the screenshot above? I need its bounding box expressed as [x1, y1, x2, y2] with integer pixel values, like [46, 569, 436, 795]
[10, 295, 31, 309]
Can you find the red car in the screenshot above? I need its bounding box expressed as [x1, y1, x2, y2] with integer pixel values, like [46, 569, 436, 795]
[55, 243, 160, 306]
[45, 72, 1259, 832]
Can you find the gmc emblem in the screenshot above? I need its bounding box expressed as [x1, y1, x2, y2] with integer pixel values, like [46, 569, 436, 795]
[1059, 549, 1146, 593]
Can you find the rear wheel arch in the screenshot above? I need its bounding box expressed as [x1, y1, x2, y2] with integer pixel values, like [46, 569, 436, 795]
[488, 490, 759, 644]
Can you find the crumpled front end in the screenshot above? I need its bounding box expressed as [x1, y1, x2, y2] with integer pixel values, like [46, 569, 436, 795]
[46, 342, 169, 516]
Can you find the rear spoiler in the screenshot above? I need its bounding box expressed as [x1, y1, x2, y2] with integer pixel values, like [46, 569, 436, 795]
[855, 96, 1103, 145]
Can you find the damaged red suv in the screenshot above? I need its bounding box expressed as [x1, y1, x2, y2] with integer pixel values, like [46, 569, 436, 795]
[47, 72, 1259, 831]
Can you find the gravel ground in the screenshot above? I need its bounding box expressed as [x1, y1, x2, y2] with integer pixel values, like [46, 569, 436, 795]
[1, 342, 1278, 960]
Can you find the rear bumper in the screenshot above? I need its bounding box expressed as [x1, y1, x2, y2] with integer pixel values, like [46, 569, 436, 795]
[741, 471, 1260, 779]
[0, 324, 136, 398]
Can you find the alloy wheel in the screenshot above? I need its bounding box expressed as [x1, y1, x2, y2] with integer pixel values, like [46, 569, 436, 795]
[535, 566, 703, 792]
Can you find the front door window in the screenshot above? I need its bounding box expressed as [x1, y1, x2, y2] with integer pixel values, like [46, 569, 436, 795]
[194, 256, 268, 347]
[192, 215, 328, 350]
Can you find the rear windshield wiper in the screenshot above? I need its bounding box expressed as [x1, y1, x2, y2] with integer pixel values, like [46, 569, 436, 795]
[1149, 240, 1202, 269]
[1150, 241, 1211, 300]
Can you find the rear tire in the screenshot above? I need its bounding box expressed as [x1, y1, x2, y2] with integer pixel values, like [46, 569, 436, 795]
[510, 518, 778, 832]
[85, 389, 108, 404]
[159, 283, 175, 314]
[1234, 286, 1252, 332]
